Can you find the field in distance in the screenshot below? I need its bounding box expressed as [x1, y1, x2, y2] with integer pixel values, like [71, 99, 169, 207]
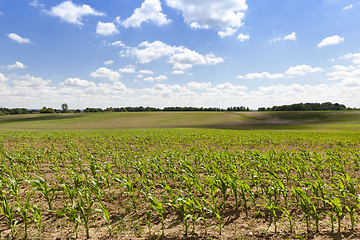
[0, 110, 360, 131]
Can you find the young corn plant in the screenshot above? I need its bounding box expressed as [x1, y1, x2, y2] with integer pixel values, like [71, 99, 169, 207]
[326, 197, 344, 233]
[56, 201, 80, 238]
[146, 194, 165, 236]
[0, 196, 18, 238]
[28, 176, 60, 210]
[77, 189, 98, 238]
[95, 203, 112, 235]
[16, 191, 32, 239]
[263, 201, 281, 234]
[173, 197, 191, 236]
[31, 204, 42, 239]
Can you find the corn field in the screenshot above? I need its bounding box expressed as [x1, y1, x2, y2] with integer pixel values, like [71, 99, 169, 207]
[0, 129, 359, 239]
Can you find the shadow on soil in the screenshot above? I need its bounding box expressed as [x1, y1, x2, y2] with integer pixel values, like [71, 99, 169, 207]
[0, 114, 84, 124]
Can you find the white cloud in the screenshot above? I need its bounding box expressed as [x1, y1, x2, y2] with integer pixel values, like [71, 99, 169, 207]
[144, 77, 154, 82]
[0, 11, 3, 16]
[170, 49, 207, 70]
[172, 70, 185, 74]
[60, 78, 96, 87]
[119, 65, 136, 73]
[121, 0, 171, 28]
[90, 67, 121, 81]
[165, 0, 247, 31]
[135, 74, 143, 78]
[218, 27, 237, 38]
[131, 41, 177, 63]
[270, 37, 282, 43]
[103, 60, 114, 65]
[45, 1, 105, 25]
[13, 75, 51, 88]
[343, 4, 353, 10]
[343, 53, 360, 64]
[6, 62, 28, 70]
[237, 72, 285, 79]
[155, 75, 168, 81]
[330, 65, 356, 71]
[285, 65, 324, 77]
[283, 32, 296, 41]
[139, 70, 154, 74]
[318, 35, 344, 48]
[8, 33, 31, 44]
[29, 0, 44, 8]
[187, 81, 211, 89]
[0, 73, 9, 82]
[212, 82, 247, 92]
[237, 33, 249, 42]
[111, 41, 125, 47]
[128, 40, 223, 70]
[96, 22, 119, 36]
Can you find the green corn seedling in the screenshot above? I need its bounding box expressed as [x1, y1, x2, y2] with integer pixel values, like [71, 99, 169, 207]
[31, 204, 42, 239]
[16, 191, 32, 239]
[28, 176, 60, 210]
[0, 196, 18, 238]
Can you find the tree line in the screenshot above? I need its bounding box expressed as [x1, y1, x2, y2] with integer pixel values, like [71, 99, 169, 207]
[86, 106, 250, 113]
[258, 102, 350, 111]
[1, 102, 358, 115]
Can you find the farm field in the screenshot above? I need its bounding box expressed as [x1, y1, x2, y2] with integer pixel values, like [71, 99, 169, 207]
[0, 127, 360, 239]
[0, 112, 360, 239]
[0, 111, 360, 131]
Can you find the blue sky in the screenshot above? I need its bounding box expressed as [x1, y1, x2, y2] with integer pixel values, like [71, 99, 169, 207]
[0, 0, 360, 109]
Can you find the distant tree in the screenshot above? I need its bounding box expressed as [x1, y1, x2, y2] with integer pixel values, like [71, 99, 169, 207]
[40, 107, 55, 114]
[61, 103, 69, 113]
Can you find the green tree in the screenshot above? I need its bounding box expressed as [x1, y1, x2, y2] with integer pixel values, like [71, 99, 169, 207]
[61, 103, 69, 113]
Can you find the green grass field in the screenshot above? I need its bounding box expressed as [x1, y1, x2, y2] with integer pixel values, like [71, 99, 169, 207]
[0, 110, 359, 131]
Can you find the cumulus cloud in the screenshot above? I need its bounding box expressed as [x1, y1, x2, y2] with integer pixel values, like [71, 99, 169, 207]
[283, 32, 296, 41]
[144, 77, 154, 82]
[343, 53, 360, 65]
[111, 41, 125, 47]
[139, 70, 154, 74]
[45, 1, 104, 25]
[6, 62, 27, 70]
[218, 27, 237, 38]
[121, 0, 171, 28]
[165, 0, 247, 31]
[119, 65, 135, 73]
[318, 35, 344, 48]
[330, 65, 356, 71]
[237, 72, 285, 79]
[96, 22, 119, 36]
[60, 78, 96, 87]
[0, 73, 9, 82]
[8, 33, 31, 44]
[326, 64, 360, 83]
[270, 32, 296, 43]
[103, 60, 114, 65]
[187, 81, 211, 89]
[128, 40, 223, 70]
[131, 41, 177, 63]
[13, 75, 51, 88]
[90, 67, 121, 81]
[29, 0, 44, 8]
[343, 4, 353, 10]
[285, 65, 324, 77]
[211, 82, 247, 92]
[155, 75, 168, 81]
[172, 70, 185, 74]
[237, 33, 249, 42]
[238, 65, 324, 80]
